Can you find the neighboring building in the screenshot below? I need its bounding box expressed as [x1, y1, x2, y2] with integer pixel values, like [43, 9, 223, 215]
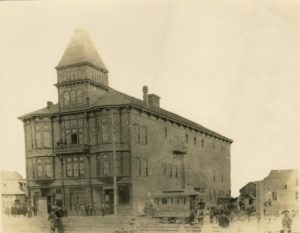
[264, 169, 299, 214]
[239, 169, 299, 215]
[18, 29, 233, 215]
[239, 181, 264, 214]
[1, 171, 27, 213]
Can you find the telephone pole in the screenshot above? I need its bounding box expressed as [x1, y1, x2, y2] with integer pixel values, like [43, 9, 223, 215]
[111, 109, 118, 215]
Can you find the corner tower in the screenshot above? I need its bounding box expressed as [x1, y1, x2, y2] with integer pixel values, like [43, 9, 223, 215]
[55, 29, 109, 110]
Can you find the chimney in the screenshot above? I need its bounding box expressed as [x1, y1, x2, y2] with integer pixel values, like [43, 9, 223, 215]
[47, 101, 53, 109]
[143, 86, 148, 105]
[148, 94, 160, 108]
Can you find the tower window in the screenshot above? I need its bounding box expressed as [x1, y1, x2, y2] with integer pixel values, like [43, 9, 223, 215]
[194, 136, 197, 145]
[164, 127, 168, 137]
[201, 139, 204, 148]
[185, 134, 188, 143]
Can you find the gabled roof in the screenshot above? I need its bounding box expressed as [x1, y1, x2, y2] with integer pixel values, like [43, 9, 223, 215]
[0, 171, 23, 180]
[263, 169, 298, 189]
[266, 169, 298, 181]
[56, 29, 107, 72]
[18, 104, 59, 119]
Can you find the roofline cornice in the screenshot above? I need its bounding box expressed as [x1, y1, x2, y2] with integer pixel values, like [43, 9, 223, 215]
[55, 62, 108, 73]
[19, 103, 233, 143]
[54, 79, 109, 90]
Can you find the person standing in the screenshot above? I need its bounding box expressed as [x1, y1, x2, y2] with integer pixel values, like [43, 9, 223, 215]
[281, 210, 292, 233]
[48, 210, 58, 233]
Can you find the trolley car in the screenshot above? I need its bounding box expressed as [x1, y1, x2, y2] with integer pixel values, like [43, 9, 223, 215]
[152, 189, 204, 223]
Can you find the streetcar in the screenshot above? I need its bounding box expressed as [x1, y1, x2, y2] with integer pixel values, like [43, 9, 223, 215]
[152, 189, 204, 223]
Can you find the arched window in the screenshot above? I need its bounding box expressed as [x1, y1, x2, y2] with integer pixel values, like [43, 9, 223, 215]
[76, 89, 83, 104]
[63, 92, 70, 105]
[70, 90, 76, 104]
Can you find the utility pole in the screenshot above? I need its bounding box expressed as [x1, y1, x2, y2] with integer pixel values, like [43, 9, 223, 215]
[111, 109, 118, 215]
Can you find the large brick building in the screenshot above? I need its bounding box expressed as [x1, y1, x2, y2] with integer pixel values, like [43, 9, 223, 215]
[19, 29, 233, 215]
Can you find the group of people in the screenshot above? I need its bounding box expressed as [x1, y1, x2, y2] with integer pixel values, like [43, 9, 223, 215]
[208, 206, 232, 227]
[73, 203, 95, 216]
[188, 198, 206, 224]
[5, 205, 37, 218]
[48, 205, 65, 233]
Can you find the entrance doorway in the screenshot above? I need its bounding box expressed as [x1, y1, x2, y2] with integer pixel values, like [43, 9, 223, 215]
[104, 189, 114, 214]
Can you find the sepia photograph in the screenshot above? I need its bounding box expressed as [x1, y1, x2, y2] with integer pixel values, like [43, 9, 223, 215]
[0, 0, 299, 232]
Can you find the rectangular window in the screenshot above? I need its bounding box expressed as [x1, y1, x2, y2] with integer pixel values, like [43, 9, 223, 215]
[168, 164, 172, 177]
[63, 119, 83, 145]
[44, 158, 53, 178]
[121, 152, 130, 176]
[66, 163, 72, 177]
[141, 126, 147, 145]
[36, 159, 43, 177]
[272, 191, 277, 201]
[194, 136, 197, 145]
[71, 131, 78, 145]
[134, 125, 140, 143]
[136, 158, 141, 177]
[174, 165, 178, 178]
[143, 159, 148, 177]
[66, 156, 85, 178]
[97, 153, 113, 177]
[34, 157, 53, 179]
[162, 198, 167, 205]
[185, 134, 188, 143]
[73, 158, 79, 177]
[102, 126, 109, 143]
[103, 154, 110, 176]
[36, 131, 42, 148]
[44, 131, 51, 147]
[115, 154, 121, 176]
[296, 192, 298, 200]
[164, 127, 168, 137]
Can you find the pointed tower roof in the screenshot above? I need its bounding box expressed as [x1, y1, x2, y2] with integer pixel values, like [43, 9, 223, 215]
[57, 28, 107, 72]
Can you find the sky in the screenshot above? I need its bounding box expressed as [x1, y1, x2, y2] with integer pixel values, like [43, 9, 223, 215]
[0, 0, 300, 196]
